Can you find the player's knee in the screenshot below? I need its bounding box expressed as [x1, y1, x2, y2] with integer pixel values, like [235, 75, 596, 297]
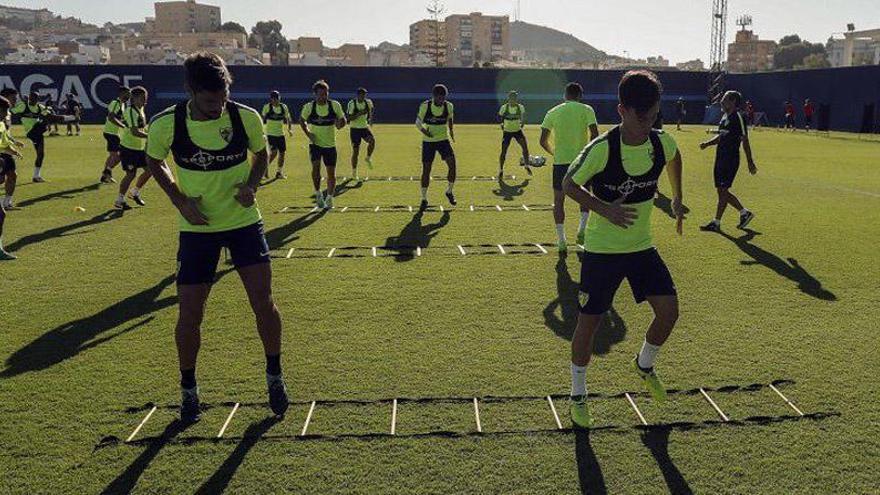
[656, 301, 679, 327]
[250, 292, 277, 316]
[178, 305, 205, 328]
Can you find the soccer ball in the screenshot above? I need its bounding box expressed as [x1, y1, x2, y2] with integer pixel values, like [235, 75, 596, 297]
[521, 155, 547, 167]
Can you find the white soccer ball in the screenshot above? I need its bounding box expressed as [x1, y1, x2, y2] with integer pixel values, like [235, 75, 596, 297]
[521, 155, 547, 167]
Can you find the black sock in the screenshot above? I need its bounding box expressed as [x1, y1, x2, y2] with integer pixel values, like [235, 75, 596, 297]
[266, 354, 281, 376]
[180, 368, 196, 389]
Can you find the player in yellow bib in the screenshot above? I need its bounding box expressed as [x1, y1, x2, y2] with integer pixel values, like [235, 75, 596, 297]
[261, 90, 292, 180]
[10, 91, 59, 183]
[0, 88, 24, 210]
[100, 86, 130, 184]
[540, 82, 599, 252]
[562, 70, 684, 428]
[114, 86, 152, 209]
[145, 52, 289, 423]
[497, 90, 531, 176]
[415, 84, 457, 209]
[346, 87, 375, 179]
[299, 80, 346, 209]
[0, 94, 23, 260]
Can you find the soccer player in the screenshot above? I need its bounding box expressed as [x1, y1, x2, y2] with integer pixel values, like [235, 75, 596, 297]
[115, 86, 152, 210]
[783, 101, 795, 130]
[416, 84, 457, 209]
[100, 86, 130, 184]
[0, 94, 23, 259]
[10, 90, 52, 182]
[675, 97, 686, 130]
[540, 82, 599, 252]
[699, 90, 758, 232]
[562, 70, 684, 429]
[261, 90, 292, 179]
[498, 90, 531, 176]
[745, 100, 755, 127]
[803, 98, 815, 132]
[63, 93, 83, 136]
[144, 52, 289, 422]
[346, 87, 375, 179]
[299, 80, 346, 209]
[0, 88, 24, 209]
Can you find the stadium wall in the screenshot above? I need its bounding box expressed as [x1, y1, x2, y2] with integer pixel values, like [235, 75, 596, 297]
[0, 65, 877, 132]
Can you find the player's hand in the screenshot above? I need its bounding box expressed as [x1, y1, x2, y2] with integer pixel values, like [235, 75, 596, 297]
[699, 142, 709, 150]
[235, 183, 256, 207]
[421, 128, 432, 138]
[599, 196, 637, 228]
[307, 131, 316, 143]
[174, 195, 208, 225]
[748, 161, 758, 175]
[672, 197, 685, 235]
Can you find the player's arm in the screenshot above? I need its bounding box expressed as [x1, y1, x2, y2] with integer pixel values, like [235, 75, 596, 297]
[539, 128, 553, 155]
[299, 106, 315, 142]
[563, 143, 637, 228]
[415, 104, 431, 137]
[665, 150, 685, 234]
[335, 102, 347, 129]
[448, 114, 455, 142]
[700, 134, 720, 149]
[367, 102, 374, 126]
[107, 106, 126, 128]
[742, 133, 757, 174]
[235, 111, 268, 205]
[588, 124, 599, 142]
[145, 117, 207, 224]
[284, 106, 293, 135]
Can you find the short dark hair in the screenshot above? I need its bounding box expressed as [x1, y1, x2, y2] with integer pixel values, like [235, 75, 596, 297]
[118, 86, 131, 94]
[564, 82, 583, 99]
[357, 87, 367, 95]
[618, 70, 662, 114]
[312, 80, 329, 92]
[0, 88, 17, 98]
[432, 84, 448, 97]
[184, 52, 233, 93]
[131, 86, 148, 98]
[0, 95, 9, 111]
[270, 90, 280, 98]
[723, 90, 742, 107]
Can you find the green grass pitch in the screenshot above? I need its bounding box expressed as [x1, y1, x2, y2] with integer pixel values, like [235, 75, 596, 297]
[0, 123, 878, 494]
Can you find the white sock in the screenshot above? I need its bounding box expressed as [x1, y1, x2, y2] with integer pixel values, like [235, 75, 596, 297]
[3, 195, 11, 207]
[446, 182, 454, 194]
[713, 217, 721, 224]
[555, 224, 566, 242]
[33, 167, 41, 178]
[578, 211, 589, 232]
[571, 363, 587, 397]
[131, 187, 140, 196]
[315, 189, 322, 199]
[740, 208, 749, 215]
[421, 187, 428, 200]
[637, 340, 661, 370]
[117, 193, 125, 203]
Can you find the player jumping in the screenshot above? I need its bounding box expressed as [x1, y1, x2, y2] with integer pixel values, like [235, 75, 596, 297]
[100, 86, 130, 184]
[0, 94, 23, 259]
[261, 90, 292, 180]
[416, 84, 457, 210]
[300, 80, 346, 209]
[346, 87, 375, 179]
[115, 86, 152, 210]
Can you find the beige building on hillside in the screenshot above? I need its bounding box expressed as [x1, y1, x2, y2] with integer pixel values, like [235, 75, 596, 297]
[445, 12, 509, 67]
[151, 0, 221, 34]
[409, 19, 447, 66]
[727, 29, 777, 72]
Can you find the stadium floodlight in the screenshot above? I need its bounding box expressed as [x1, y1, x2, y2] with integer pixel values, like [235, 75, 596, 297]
[847, 23, 856, 32]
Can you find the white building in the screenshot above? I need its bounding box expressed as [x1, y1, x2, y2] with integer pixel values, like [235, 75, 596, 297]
[0, 5, 54, 24]
[4, 43, 61, 64]
[827, 28, 880, 67]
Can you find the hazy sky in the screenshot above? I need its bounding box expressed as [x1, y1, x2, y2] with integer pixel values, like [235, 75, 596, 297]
[10, 0, 880, 63]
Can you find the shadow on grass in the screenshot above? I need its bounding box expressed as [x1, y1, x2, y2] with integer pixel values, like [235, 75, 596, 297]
[543, 253, 627, 355]
[16, 182, 101, 208]
[99, 420, 192, 495]
[492, 176, 530, 201]
[265, 209, 328, 250]
[574, 429, 607, 494]
[384, 209, 451, 262]
[333, 178, 363, 198]
[718, 229, 837, 301]
[194, 417, 281, 494]
[5, 209, 122, 253]
[1, 274, 177, 378]
[653, 192, 690, 219]
[641, 426, 693, 495]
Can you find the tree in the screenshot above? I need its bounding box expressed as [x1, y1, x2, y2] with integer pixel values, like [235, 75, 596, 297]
[774, 36, 826, 70]
[219, 21, 246, 34]
[249, 20, 289, 66]
[779, 34, 802, 47]
[799, 53, 830, 69]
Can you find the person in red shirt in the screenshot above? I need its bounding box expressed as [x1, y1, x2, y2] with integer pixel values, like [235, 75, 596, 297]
[784, 101, 795, 130]
[803, 99, 815, 131]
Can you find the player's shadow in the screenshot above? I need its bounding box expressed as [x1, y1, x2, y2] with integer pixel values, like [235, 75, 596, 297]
[265, 209, 328, 250]
[641, 427, 693, 495]
[4, 209, 122, 252]
[384, 209, 451, 262]
[332, 178, 364, 198]
[543, 253, 627, 354]
[492, 176, 530, 201]
[1, 274, 177, 378]
[194, 417, 280, 494]
[574, 429, 607, 494]
[99, 420, 192, 495]
[653, 192, 690, 219]
[15, 182, 101, 208]
[719, 229, 837, 301]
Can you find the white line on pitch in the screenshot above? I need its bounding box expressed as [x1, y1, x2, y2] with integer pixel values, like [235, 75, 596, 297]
[309, 207, 318, 213]
[439, 205, 445, 212]
[497, 244, 506, 255]
[374, 205, 380, 212]
[471, 176, 477, 180]
[387, 176, 392, 181]
[408, 205, 413, 212]
[522, 204, 530, 211]
[469, 205, 474, 211]
[126, 405, 157, 443]
[217, 402, 240, 438]
[301, 401, 316, 436]
[285, 248, 295, 259]
[546, 396, 563, 430]
[700, 388, 729, 422]
[327, 248, 336, 258]
[491, 176, 496, 180]
[458, 245, 467, 255]
[280, 206, 289, 213]
[341, 206, 349, 213]
[473, 398, 483, 433]
[410, 176, 414, 181]
[495, 205, 502, 211]
[625, 392, 649, 426]
[535, 244, 548, 254]
[364, 176, 370, 181]
[416, 246, 422, 257]
[372, 247, 377, 257]
[391, 399, 398, 435]
[768, 384, 804, 416]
